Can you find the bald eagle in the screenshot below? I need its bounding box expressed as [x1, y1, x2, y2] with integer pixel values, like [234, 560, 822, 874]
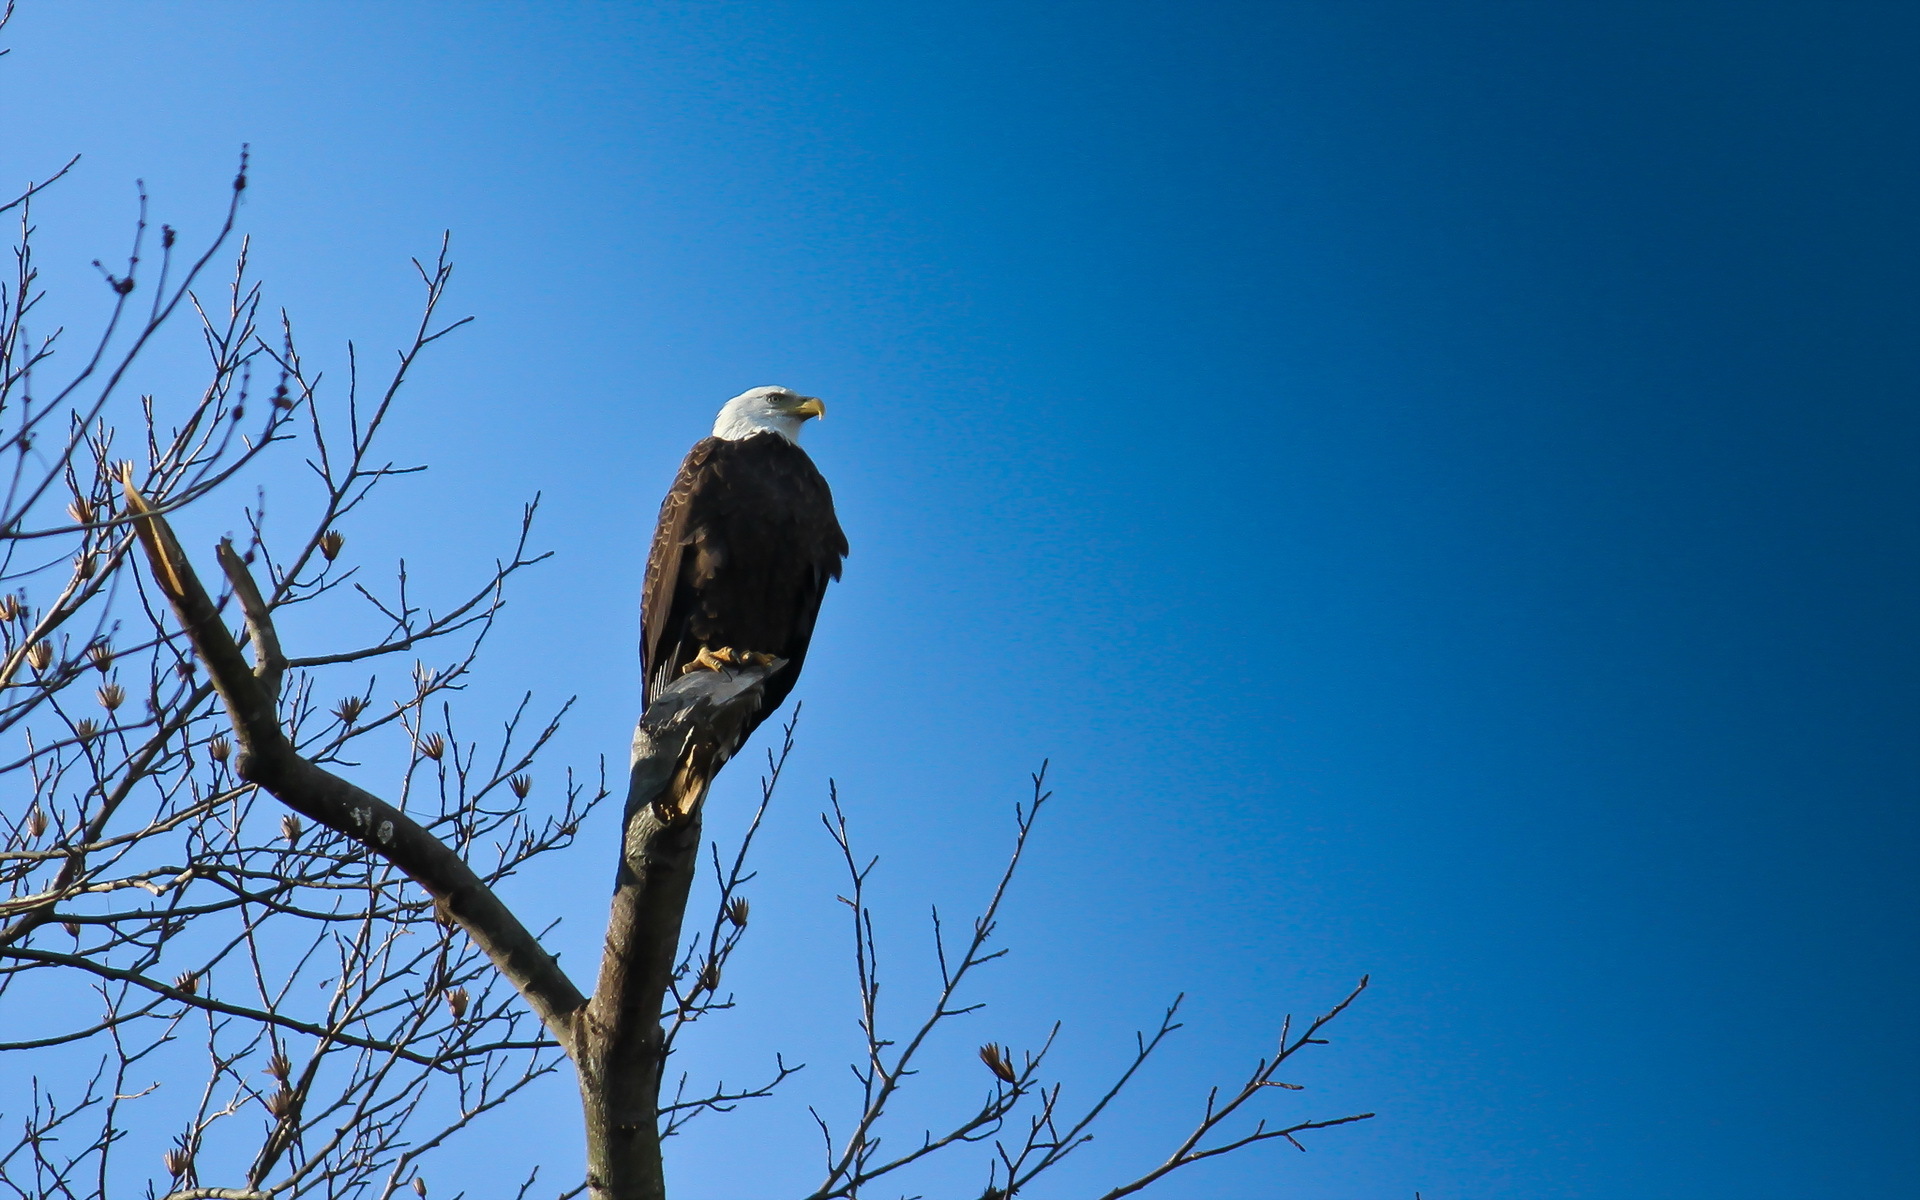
[641, 387, 848, 742]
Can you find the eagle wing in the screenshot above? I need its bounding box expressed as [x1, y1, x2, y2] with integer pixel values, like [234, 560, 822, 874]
[640, 437, 718, 704]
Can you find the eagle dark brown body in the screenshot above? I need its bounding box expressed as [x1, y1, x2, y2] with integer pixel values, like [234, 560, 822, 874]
[641, 431, 847, 737]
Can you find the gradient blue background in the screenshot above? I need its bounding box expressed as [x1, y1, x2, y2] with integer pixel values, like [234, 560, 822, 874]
[4, 3, 1916, 1197]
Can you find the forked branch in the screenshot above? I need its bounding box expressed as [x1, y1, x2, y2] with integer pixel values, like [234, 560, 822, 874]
[805, 768, 1374, 1200]
[118, 475, 588, 1048]
[1089, 977, 1374, 1199]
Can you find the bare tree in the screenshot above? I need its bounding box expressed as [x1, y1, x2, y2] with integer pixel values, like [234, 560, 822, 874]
[0, 12, 1372, 1197]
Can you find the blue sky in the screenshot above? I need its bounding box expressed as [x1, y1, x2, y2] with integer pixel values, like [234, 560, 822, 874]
[4, 2, 1916, 1197]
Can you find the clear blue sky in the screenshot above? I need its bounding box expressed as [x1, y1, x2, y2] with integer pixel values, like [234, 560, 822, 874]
[5, 2, 1916, 1197]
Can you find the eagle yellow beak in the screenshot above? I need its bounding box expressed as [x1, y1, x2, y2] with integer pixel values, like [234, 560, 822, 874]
[794, 397, 826, 420]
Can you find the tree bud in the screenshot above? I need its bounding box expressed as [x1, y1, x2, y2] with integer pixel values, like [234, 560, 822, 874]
[979, 1043, 1018, 1084]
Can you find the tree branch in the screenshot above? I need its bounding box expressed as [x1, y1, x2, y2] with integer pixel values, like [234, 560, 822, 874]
[118, 474, 587, 1050]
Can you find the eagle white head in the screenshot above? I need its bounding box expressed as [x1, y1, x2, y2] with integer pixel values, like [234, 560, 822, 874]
[712, 386, 826, 444]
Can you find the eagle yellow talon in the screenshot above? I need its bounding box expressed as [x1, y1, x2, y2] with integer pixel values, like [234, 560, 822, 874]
[681, 647, 732, 674]
[681, 646, 771, 675]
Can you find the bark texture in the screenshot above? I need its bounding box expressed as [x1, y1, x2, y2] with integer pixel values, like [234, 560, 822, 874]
[579, 662, 779, 1200]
